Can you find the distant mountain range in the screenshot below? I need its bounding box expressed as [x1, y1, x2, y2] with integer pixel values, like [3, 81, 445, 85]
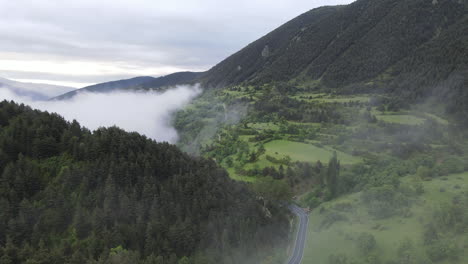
[52, 72, 202, 100]
[0, 77, 75, 100]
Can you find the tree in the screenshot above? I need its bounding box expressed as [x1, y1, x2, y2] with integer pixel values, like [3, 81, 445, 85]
[0, 101, 289, 264]
[107, 246, 139, 264]
[178, 256, 190, 264]
[357, 232, 376, 255]
[252, 177, 292, 203]
[397, 238, 416, 264]
[326, 152, 340, 198]
[416, 166, 432, 179]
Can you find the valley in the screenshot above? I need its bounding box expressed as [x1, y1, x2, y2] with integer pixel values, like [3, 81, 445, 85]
[174, 84, 468, 263]
[0, 0, 467, 263]
[303, 172, 468, 264]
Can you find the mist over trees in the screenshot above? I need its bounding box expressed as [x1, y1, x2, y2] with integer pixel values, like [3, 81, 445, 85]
[0, 100, 289, 264]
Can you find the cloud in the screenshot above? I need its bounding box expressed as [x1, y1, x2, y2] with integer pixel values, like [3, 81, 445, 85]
[0, 77, 75, 98]
[0, 0, 354, 86]
[0, 85, 201, 143]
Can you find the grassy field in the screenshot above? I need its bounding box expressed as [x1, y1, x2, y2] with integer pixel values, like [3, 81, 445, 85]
[302, 172, 468, 264]
[244, 155, 278, 170]
[224, 139, 361, 181]
[226, 168, 257, 182]
[292, 93, 370, 103]
[248, 122, 280, 131]
[264, 140, 361, 165]
[423, 112, 449, 125]
[312, 96, 370, 103]
[376, 113, 426, 125]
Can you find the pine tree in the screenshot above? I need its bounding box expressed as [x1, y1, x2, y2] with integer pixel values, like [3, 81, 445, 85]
[326, 152, 340, 198]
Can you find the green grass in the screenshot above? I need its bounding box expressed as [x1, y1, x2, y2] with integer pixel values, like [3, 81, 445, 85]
[423, 112, 449, 125]
[302, 172, 468, 264]
[248, 122, 280, 131]
[239, 135, 255, 141]
[287, 121, 322, 127]
[226, 167, 257, 182]
[225, 139, 362, 181]
[373, 112, 426, 125]
[313, 96, 370, 103]
[264, 140, 361, 165]
[292, 93, 370, 103]
[244, 155, 277, 170]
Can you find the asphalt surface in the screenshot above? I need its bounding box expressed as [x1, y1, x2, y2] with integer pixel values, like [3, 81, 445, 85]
[287, 204, 309, 264]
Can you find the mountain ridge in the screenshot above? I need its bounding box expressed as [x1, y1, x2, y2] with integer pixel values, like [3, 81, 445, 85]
[52, 72, 202, 100]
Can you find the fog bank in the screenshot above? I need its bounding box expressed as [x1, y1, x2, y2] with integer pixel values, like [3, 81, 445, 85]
[0, 85, 201, 143]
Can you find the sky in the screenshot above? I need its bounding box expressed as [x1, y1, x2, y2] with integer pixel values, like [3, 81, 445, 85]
[0, 0, 354, 89]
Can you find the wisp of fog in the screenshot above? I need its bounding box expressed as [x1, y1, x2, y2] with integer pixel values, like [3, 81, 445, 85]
[0, 85, 201, 143]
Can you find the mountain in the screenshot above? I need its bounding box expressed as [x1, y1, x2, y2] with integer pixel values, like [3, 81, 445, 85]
[136, 71, 202, 90]
[0, 100, 288, 263]
[199, 0, 467, 101]
[0, 77, 75, 100]
[53, 72, 202, 100]
[52, 76, 156, 100]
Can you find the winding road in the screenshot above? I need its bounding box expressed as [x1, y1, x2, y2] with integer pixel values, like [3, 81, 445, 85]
[287, 204, 309, 264]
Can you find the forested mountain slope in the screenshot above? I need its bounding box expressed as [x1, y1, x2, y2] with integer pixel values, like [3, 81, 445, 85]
[136, 72, 202, 91]
[200, 0, 467, 102]
[0, 100, 288, 264]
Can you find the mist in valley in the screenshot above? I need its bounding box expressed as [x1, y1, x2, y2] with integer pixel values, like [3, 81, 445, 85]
[0, 85, 201, 143]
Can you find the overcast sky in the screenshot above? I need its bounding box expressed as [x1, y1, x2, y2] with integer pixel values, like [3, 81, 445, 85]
[0, 0, 353, 88]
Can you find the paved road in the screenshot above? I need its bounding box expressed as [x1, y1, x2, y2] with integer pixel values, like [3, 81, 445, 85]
[287, 204, 309, 264]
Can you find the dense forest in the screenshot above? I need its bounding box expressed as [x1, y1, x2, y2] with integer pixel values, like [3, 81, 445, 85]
[0, 100, 289, 264]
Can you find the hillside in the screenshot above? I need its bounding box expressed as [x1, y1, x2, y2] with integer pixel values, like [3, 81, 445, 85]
[0, 100, 289, 264]
[302, 172, 468, 264]
[52, 76, 155, 100]
[136, 72, 202, 90]
[199, 0, 467, 115]
[1, 0, 467, 262]
[53, 72, 201, 100]
[175, 68, 468, 263]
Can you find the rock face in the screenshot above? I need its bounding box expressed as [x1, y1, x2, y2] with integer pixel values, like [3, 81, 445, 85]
[261, 45, 270, 57]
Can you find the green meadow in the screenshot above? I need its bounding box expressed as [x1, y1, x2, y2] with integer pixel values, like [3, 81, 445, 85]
[302, 172, 468, 264]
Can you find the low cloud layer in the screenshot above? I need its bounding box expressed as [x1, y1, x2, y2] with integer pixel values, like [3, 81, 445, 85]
[0, 77, 75, 99]
[0, 85, 201, 143]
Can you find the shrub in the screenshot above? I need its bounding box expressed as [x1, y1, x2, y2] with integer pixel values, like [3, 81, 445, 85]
[413, 182, 424, 195]
[361, 185, 410, 219]
[333, 202, 353, 212]
[396, 238, 417, 264]
[320, 212, 348, 229]
[357, 233, 377, 255]
[328, 253, 349, 264]
[426, 240, 460, 262]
